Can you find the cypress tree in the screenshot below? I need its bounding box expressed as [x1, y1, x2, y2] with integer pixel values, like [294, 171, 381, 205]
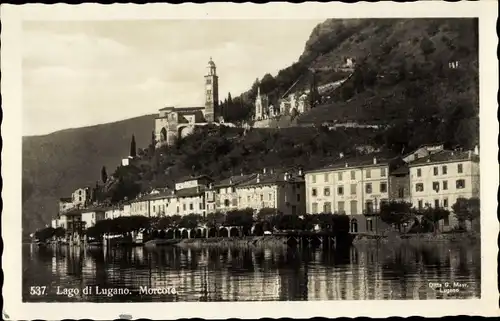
[101, 166, 108, 184]
[130, 134, 137, 157]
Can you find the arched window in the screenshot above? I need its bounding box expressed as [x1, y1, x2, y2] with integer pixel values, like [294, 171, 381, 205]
[350, 219, 358, 233]
[160, 127, 167, 142]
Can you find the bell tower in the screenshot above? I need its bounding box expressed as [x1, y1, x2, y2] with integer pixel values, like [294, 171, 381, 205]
[204, 57, 219, 123]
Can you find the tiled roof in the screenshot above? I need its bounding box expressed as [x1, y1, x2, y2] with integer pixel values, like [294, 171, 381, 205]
[238, 171, 305, 188]
[175, 186, 206, 197]
[59, 197, 72, 202]
[159, 106, 175, 111]
[177, 174, 212, 183]
[62, 208, 83, 216]
[409, 150, 479, 166]
[214, 174, 258, 187]
[305, 152, 398, 174]
[390, 164, 409, 175]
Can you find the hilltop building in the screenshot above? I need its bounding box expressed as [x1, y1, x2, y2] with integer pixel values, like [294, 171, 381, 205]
[154, 58, 234, 147]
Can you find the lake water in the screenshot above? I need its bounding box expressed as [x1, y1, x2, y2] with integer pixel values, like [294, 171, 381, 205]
[22, 242, 481, 302]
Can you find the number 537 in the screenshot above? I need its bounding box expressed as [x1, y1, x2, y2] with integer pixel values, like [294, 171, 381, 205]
[30, 286, 47, 296]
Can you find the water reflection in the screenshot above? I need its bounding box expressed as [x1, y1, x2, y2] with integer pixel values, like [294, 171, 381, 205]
[23, 242, 480, 302]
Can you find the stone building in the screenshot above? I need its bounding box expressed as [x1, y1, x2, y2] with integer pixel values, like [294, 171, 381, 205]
[155, 57, 228, 147]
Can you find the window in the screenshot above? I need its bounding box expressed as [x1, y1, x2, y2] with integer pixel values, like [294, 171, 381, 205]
[367, 219, 373, 232]
[323, 202, 332, 213]
[189, 203, 194, 210]
[365, 183, 372, 194]
[312, 188, 317, 196]
[398, 187, 405, 198]
[456, 179, 466, 189]
[207, 89, 212, 96]
[247, 195, 251, 202]
[433, 167, 438, 176]
[224, 199, 230, 207]
[324, 173, 329, 182]
[312, 203, 318, 214]
[443, 180, 448, 190]
[365, 201, 374, 214]
[432, 182, 440, 191]
[350, 184, 357, 195]
[177, 206, 180, 213]
[338, 201, 345, 213]
[442, 165, 448, 175]
[206, 78, 212, 85]
[443, 198, 449, 208]
[350, 200, 358, 215]
[443, 216, 449, 226]
[417, 168, 422, 177]
[231, 199, 237, 206]
[350, 171, 356, 180]
[153, 205, 156, 212]
[297, 194, 301, 202]
[324, 188, 330, 196]
[434, 199, 440, 208]
[200, 203, 204, 209]
[268, 193, 272, 201]
[380, 182, 387, 193]
[416, 183, 424, 192]
[183, 204, 186, 211]
[338, 186, 344, 195]
[338, 172, 343, 181]
[381, 168, 386, 177]
[312, 175, 316, 183]
[457, 164, 463, 173]
[418, 200, 423, 209]
[366, 169, 371, 179]
[232, 187, 236, 193]
[79, 197, 82, 202]
[260, 194, 264, 201]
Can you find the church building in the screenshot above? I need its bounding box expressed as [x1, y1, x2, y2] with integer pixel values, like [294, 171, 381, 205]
[155, 57, 226, 147]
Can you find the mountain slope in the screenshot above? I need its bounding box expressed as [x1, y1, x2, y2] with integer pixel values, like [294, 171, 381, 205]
[22, 114, 156, 234]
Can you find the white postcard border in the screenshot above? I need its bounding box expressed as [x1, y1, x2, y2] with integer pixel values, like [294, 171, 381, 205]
[1, 2, 498, 319]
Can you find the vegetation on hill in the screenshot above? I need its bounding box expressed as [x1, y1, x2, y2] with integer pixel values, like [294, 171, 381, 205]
[221, 18, 479, 153]
[22, 114, 156, 235]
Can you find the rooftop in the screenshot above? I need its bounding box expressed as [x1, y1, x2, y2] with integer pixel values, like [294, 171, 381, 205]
[59, 197, 72, 202]
[176, 174, 213, 183]
[305, 152, 398, 174]
[409, 150, 479, 166]
[213, 173, 258, 188]
[238, 171, 305, 188]
[159, 106, 204, 112]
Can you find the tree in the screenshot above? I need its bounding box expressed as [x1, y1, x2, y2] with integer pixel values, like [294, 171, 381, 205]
[130, 134, 137, 157]
[452, 197, 480, 229]
[227, 92, 233, 106]
[379, 201, 414, 232]
[206, 212, 226, 228]
[420, 207, 450, 232]
[101, 166, 108, 184]
[179, 214, 202, 229]
[225, 208, 254, 228]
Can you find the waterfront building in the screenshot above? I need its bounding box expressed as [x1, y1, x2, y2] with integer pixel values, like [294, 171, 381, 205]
[235, 169, 306, 215]
[71, 187, 91, 208]
[59, 208, 83, 238]
[58, 197, 74, 214]
[304, 153, 407, 233]
[105, 206, 123, 220]
[408, 147, 480, 230]
[154, 58, 233, 147]
[130, 196, 151, 217]
[81, 207, 106, 229]
[205, 174, 257, 213]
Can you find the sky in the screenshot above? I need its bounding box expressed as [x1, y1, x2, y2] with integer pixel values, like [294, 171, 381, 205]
[22, 19, 324, 136]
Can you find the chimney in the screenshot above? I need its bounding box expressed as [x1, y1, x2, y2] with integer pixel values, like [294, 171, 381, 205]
[345, 162, 348, 168]
[256, 174, 261, 183]
[284, 172, 289, 181]
[229, 178, 233, 185]
[298, 167, 304, 176]
[263, 168, 267, 174]
[468, 150, 472, 159]
[474, 145, 479, 155]
[373, 157, 377, 165]
[339, 152, 344, 159]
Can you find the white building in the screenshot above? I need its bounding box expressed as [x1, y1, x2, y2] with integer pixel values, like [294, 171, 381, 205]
[408, 148, 480, 229]
[304, 154, 396, 215]
[235, 170, 306, 215]
[205, 174, 257, 213]
[81, 208, 106, 229]
[71, 187, 90, 208]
